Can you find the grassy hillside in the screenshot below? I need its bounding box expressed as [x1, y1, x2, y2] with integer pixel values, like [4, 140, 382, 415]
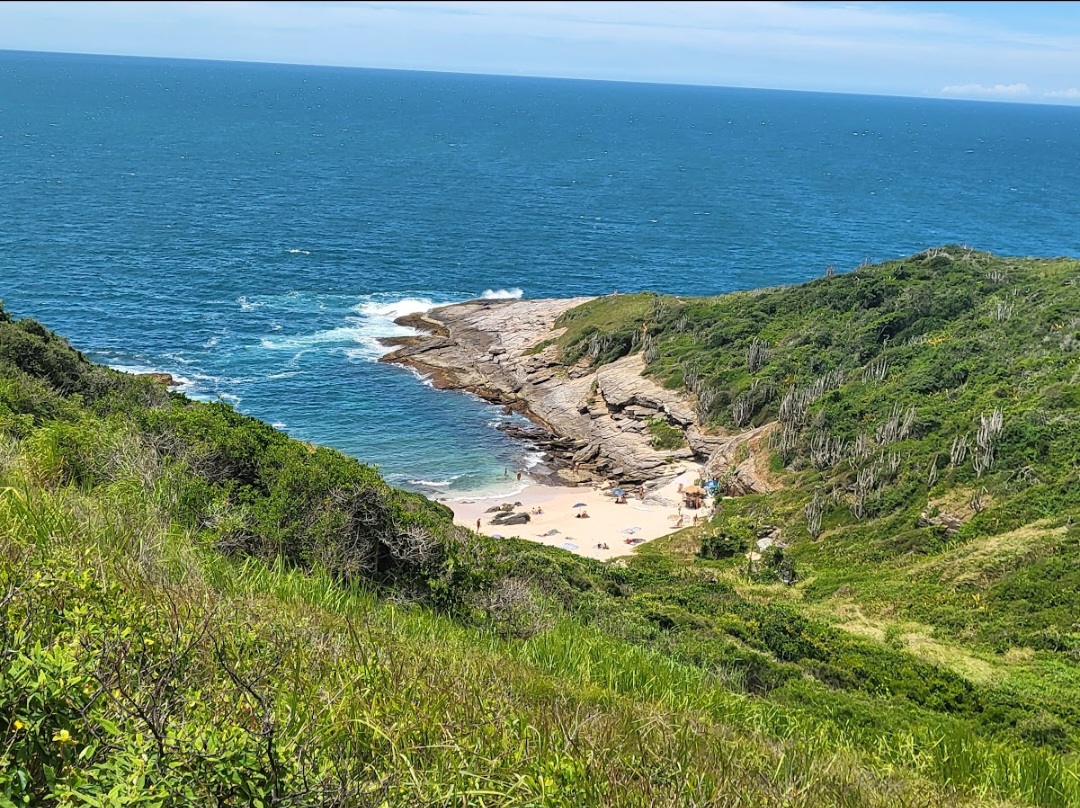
[2, 246, 1079, 807]
[551, 246, 1080, 789]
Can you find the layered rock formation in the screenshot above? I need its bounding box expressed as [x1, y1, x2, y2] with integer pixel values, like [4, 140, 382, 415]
[381, 298, 776, 491]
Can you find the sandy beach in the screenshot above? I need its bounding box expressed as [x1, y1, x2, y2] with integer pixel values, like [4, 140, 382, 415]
[446, 462, 712, 561]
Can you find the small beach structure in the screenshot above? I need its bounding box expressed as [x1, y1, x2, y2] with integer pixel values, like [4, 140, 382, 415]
[683, 484, 707, 509]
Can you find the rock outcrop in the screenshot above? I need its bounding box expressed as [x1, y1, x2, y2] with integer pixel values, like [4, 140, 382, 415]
[137, 372, 178, 388]
[381, 297, 776, 491]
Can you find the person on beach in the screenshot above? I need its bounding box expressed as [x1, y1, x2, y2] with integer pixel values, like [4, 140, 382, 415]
[516, 470, 522, 481]
[504, 468, 508, 478]
[576, 511, 590, 519]
[476, 518, 481, 531]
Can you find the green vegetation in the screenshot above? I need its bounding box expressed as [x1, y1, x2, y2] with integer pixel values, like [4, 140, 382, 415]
[3, 246, 1080, 806]
[646, 416, 687, 451]
[548, 247, 1080, 799]
[699, 515, 754, 559]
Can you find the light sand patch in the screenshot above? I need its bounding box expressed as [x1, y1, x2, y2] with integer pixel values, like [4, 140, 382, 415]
[448, 463, 710, 561]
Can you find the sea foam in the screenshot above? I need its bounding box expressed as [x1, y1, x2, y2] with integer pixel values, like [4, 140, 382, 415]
[480, 288, 523, 300]
[259, 294, 441, 361]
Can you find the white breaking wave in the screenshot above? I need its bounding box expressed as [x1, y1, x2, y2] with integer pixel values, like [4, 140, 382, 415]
[354, 297, 437, 321]
[259, 294, 441, 361]
[480, 288, 523, 300]
[237, 296, 266, 311]
[257, 289, 525, 365]
[445, 480, 531, 502]
[261, 325, 377, 351]
[409, 479, 454, 488]
[523, 450, 546, 469]
[287, 248, 311, 255]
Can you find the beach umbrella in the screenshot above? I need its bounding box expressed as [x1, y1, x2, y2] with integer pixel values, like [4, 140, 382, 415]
[621, 527, 641, 534]
[613, 488, 626, 497]
[668, 514, 681, 521]
[574, 502, 588, 508]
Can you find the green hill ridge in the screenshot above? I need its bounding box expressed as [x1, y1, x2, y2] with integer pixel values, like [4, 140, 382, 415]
[1, 246, 1078, 806]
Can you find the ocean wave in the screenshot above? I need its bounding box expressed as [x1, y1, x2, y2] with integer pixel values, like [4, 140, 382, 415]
[353, 296, 437, 321]
[409, 478, 454, 488]
[260, 293, 447, 362]
[523, 450, 546, 469]
[260, 325, 374, 351]
[480, 288, 523, 300]
[237, 296, 266, 311]
[445, 480, 531, 502]
[286, 248, 311, 255]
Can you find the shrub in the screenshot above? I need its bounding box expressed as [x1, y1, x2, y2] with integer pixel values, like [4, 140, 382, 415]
[646, 417, 686, 451]
[699, 516, 754, 560]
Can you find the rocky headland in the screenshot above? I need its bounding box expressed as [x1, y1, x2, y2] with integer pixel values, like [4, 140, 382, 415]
[380, 297, 776, 492]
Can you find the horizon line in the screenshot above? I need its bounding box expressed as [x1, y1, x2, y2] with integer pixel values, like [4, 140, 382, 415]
[4, 46, 1078, 110]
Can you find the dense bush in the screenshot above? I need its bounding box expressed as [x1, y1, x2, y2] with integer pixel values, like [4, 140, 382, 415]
[699, 516, 753, 559]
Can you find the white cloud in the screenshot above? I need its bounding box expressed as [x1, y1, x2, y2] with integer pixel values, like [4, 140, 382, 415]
[940, 83, 1031, 98]
[1044, 87, 1080, 99]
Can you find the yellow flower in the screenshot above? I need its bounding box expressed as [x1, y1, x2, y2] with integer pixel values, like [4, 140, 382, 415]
[13, 720, 24, 731]
[52, 729, 74, 745]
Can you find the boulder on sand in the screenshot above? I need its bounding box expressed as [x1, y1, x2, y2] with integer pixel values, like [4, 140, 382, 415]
[492, 512, 531, 526]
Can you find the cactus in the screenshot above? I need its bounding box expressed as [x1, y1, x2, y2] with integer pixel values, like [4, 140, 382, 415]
[747, 337, 771, 373]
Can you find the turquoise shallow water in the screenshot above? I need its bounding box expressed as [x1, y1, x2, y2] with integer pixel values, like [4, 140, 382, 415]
[3, 50, 1079, 497]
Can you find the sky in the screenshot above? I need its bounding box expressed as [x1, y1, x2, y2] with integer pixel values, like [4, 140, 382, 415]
[1, 1, 1079, 103]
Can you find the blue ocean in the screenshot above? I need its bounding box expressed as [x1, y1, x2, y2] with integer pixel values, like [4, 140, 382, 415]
[3, 50, 1078, 497]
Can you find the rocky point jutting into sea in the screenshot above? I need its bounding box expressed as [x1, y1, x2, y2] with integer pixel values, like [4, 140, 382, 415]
[380, 296, 778, 493]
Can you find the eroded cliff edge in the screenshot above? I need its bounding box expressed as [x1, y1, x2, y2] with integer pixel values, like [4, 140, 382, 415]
[380, 297, 776, 491]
